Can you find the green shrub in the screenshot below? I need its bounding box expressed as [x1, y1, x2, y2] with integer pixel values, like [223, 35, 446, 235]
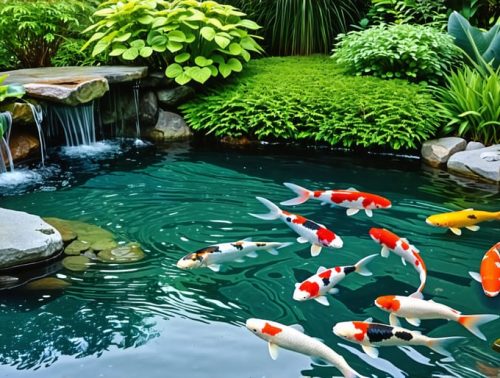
[83, 0, 263, 85]
[52, 38, 111, 67]
[225, 0, 364, 55]
[332, 24, 462, 83]
[180, 57, 442, 150]
[0, 0, 95, 68]
[434, 64, 500, 145]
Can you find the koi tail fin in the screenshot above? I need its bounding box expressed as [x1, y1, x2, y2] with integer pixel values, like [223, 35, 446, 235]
[249, 197, 281, 220]
[427, 336, 464, 357]
[355, 254, 377, 276]
[458, 314, 499, 340]
[280, 183, 312, 206]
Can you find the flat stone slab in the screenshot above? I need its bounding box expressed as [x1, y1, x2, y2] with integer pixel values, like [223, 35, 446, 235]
[0, 208, 63, 269]
[447, 145, 500, 183]
[421, 137, 466, 167]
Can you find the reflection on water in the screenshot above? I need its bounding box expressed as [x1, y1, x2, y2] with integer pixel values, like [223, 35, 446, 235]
[0, 142, 498, 377]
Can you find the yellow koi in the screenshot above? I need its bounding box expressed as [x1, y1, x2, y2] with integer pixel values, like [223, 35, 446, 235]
[426, 209, 500, 235]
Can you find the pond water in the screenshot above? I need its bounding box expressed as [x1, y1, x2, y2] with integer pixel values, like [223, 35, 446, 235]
[0, 141, 498, 378]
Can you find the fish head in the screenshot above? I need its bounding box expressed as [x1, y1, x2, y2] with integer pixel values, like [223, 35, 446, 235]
[328, 236, 343, 249]
[246, 318, 283, 341]
[425, 214, 444, 227]
[293, 281, 315, 301]
[369, 227, 383, 243]
[375, 295, 400, 312]
[332, 321, 359, 341]
[375, 197, 392, 209]
[176, 252, 204, 269]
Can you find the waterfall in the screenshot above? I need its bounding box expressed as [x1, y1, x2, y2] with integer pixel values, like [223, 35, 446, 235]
[133, 80, 141, 140]
[0, 112, 14, 173]
[27, 103, 46, 166]
[48, 102, 97, 146]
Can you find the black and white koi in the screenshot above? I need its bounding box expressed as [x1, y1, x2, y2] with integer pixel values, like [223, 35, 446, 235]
[176, 239, 291, 272]
[249, 197, 343, 256]
[333, 320, 463, 359]
[293, 254, 377, 306]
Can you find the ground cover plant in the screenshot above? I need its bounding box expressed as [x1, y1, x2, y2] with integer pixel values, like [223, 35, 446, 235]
[83, 0, 263, 85]
[180, 56, 442, 150]
[332, 24, 462, 83]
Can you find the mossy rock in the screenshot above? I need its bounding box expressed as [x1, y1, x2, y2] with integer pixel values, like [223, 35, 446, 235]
[43, 217, 77, 242]
[25, 277, 70, 290]
[64, 240, 91, 255]
[493, 338, 500, 353]
[62, 256, 92, 272]
[98, 243, 145, 263]
[90, 239, 118, 251]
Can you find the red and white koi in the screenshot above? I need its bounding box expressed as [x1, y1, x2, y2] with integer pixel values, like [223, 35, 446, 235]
[375, 294, 499, 340]
[246, 318, 366, 378]
[249, 197, 343, 256]
[469, 242, 500, 298]
[369, 227, 426, 297]
[333, 320, 463, 359]
[293, 254, 377, 306]
[176, 239, 291, 272]
[281, 183, 391, 217]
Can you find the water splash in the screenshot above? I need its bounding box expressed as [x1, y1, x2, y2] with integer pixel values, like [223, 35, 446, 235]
[0, 111, 14, 173]
[26, 102, 46, 166]
[49, 102, 96, 146]
[60, 140, 121, 158]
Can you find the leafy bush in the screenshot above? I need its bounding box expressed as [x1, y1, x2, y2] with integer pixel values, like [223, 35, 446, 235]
[83, 0, 263, 85]
[332, 24, 462, 83]
[225, 0, 365, 55]
[180, 57, 442, 150]
[52, 38, 111, 67]
[0, 0, 95, 68]
[434, 64, 500, 145]
[448, 11, 499, 69]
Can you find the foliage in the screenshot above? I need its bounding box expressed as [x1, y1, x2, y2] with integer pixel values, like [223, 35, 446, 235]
[83, 0, 263, 86]
[447, 0, 500, 28]
[0, 0, 95, 68]
[0, 75, 25, 103]
[332, 24, 462, 83]
[225, 0, 365, 55]
[180, 57, 442, 151]
[52, 38, 111, 67]
[365, 0, 448, 28]
[434, 64, 500, 145]
[448, 11, 499, 69]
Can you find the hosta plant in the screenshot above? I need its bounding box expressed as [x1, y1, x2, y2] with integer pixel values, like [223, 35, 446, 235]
[83, 0, 263, 85]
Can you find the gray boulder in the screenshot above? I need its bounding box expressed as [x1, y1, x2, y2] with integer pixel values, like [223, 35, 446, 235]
[139, 90, 159, 127]
[421, 137, 466, 167]
[0, 208, 63, 269]
[157, 86, 195, 108]
[466, 141, 485, 151]
[447, 145, 500, 183]
[147, 110, 192, 141]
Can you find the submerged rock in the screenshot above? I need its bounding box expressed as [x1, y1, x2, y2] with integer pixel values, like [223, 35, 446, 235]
[24, 277, 70, 290]
[147, 110, 192, 141]
[447, 145, 500, 183]
[43, 217, 77, 242]
[98, 243, 145, 263]
[90, 239, 118, 251]
[62, 256, 92, 272]
[421, 137, 466, 167]
[0, 208, 63, 269]
[64, 240, 91, 255]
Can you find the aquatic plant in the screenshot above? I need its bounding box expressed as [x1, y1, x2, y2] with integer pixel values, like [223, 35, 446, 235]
[434, 63, 500, 145]
[83, 0, 263, 85]
[224, 0, 364, 55]
[332, 24, 463, 83]
[180, 56, 442, 150]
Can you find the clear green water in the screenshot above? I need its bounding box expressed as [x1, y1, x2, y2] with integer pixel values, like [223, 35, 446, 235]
[0, 142, 499, 378]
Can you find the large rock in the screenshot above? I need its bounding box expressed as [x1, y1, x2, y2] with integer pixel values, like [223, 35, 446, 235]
[0, 102, 34, 124]
[157, 86, 195, 107]
[421, 137, 466, 167]
[139, 90, 159, 127]
[8, 133, 40, 162]
[447, 145, 500, 183]
[147, 110, 192, 141]
[0, 208, 63, 269]
[466, 141, 485, 151]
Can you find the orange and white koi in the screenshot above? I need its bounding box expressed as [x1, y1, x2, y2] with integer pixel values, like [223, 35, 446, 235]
[250, 197, 343, 256]
[246, 318, 366, 378]
[333, 320, 463, 359]
[369, 227, 426, 297]
[176, 239, 292, 272]
[375, 294, 499, 340]
[293, 254, 377, 306]
[281, 183, 391, 217]
[426, 209, 500, 236]
[469, 242, 500, 297]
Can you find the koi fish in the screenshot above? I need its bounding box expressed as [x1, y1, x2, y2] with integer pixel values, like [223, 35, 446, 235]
[281, 183, 391, 217]
[469, 242, 500, 297]
[332, 320, 463, 359]
[293, 254, 377, 306]
[369, 228, 426, 298]
[249, 197, 343, 256]
[426, 209, 500, 236]
[375, 294, 499, 340]
[176, 239, 291, 272]
[246, 318, 366, 378]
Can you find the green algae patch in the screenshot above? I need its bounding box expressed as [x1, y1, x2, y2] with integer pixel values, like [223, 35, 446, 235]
[62, 256, 92, 272]
[98, 243, 145, 263]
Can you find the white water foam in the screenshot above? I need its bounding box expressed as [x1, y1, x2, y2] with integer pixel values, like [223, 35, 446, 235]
[0, 169, 42, 187]
[60, 141, 121, 158]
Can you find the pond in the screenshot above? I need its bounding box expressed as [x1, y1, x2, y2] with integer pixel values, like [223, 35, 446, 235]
[0, 141, 498, 378]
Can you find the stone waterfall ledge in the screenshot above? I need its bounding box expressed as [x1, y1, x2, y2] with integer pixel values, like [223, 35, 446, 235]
[0, 208, 63, 269]
[1, 66, 148, 106]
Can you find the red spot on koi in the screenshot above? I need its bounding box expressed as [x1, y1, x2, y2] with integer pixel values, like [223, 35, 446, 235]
[317, 228, 335, 244]
[334, 266, 341, 273]
[292, 215, 307, 224]
[313, 191, 323, 198]
[353, 321, 369, 342]
[299, 281, 320, 297]
[319, 270, 332, 279]
[262, 322, 282, 336]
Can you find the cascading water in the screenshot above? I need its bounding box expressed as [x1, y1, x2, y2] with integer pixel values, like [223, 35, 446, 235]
[48, 102, 96, 146]
[27, 103, 46, 166]
[0, 111, 14, 173]
[133, 80, 141, 140]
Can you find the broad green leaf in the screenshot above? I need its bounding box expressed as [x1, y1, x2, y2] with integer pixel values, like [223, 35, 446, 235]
[227, 58, 242, 72]
[200, 26, 216, 41]
[241, 49, 251, 62]
[215, 35, 230, 49]
[92, 40, 110, 56]
[175, 72, 192, 85]
[167, 41, 184, 53]
[219, 62, 231, 78]
[168, 30, 186, 42]
[228, 43, 242, 55]
[188, 67, 211, 84]
[109, 44, 127, 56]
[195, 56, 213, 67]
[208, 64, 218, 77]
[237, 19, 261, 30]
[138, 15, 154, 25]
[130, 39, 145, 49]
[114, 33, 132, 42]
[211, 54, 224, 64]
[140, 46, 153, 58]
[175, 52, 191, 63]
[166, 63, 184, 78]
[185, 32, 196, 43]
[122, 47, 139, 60]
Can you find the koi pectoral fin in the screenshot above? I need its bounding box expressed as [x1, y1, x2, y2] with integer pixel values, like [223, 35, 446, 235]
[297, 236, 308, 244]
[406, 317, 421, 327]
[346, 208, 360, 216]
[361, 345, 379, 359]
[365, 209, 373, 217]
[314, 296, 330, 306]
[469, 271, 482, 283]
[449, 227, 462, 236]
[389, 313, 401, 327]
[207, 264, 221, 272]
[381, 246, 390, 258]
[310, 244, 322, 257]
[466, 225, 480, 231]
[268, 342, 279, 360]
